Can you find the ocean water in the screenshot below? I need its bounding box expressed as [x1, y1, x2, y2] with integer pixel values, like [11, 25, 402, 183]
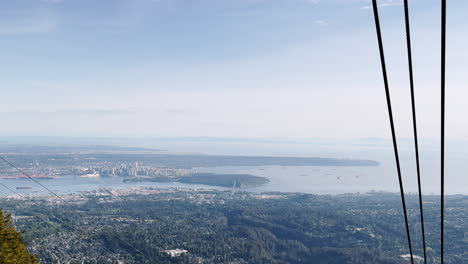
[0, 138, 466, 196]
[0, 176, 231, 197]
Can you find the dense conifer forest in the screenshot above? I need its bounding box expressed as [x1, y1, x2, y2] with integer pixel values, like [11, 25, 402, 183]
[0, 209, 38, 264]
[1, 190, 466, 263]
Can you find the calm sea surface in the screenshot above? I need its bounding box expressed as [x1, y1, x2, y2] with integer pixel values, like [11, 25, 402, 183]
[1, 139, 467, 196]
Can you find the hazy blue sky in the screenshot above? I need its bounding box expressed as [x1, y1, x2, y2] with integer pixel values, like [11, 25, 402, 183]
[1, 0, 467, 139]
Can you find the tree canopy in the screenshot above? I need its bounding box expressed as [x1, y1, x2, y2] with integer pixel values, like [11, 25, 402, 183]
[0, 209, 38, 264]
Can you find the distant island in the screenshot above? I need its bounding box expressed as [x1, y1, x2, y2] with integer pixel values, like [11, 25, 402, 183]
[74, 154, 380, 168]
[124, 173, 269, 188]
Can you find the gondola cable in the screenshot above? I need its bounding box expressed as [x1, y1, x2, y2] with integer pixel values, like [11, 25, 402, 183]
[0, 156, 153, 263]
[403, 0, 427, 262]
[440, 0, 446, 263]
[0, 182, 129, 263]
[371, 0, 414, 263]
[0, 157, 66, 204]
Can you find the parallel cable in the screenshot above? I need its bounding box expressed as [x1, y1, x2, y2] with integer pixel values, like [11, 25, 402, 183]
[0, 182, 125, 263]
[0, 182, 151, 263]
[371, 1, 414, 263]
[0, 182, 26, 198]
[403, 0, 427, 262]
[0, 156, 152, 263]
[440, 0, 446, 263]
[0, 157, 69, 204]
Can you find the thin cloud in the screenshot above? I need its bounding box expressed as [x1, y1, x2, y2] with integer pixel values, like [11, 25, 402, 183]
[315, 20, 328, 26]
[0, 108, 136, 115]
[166, 109, 187, 114]
[361, 0, 402, 9]
[0, 16, 57, 35]
[41, 0, 64, 3]
[59, 108, 137, 115]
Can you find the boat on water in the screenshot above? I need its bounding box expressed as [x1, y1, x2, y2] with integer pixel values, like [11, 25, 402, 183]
[79, 173, 100, 178]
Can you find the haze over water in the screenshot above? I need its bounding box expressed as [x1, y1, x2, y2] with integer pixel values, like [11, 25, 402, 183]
[124, 137, 463, 195]
[0, 138, 465, 196]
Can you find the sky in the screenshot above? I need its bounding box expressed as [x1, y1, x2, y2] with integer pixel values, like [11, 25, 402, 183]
[0, 0, 467, 139]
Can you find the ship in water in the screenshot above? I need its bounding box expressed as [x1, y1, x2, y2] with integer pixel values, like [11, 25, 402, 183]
[0, 175, 56, 180]
[16, 186, 32, 190]
[79, 173, 100, 178]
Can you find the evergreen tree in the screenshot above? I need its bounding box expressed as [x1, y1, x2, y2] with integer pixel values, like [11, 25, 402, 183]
[0, 209, 38, 264]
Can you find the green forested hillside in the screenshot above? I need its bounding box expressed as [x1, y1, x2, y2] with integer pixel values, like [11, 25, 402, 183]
[0, 209, 38, 264]
[2, 191, 464, 263]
